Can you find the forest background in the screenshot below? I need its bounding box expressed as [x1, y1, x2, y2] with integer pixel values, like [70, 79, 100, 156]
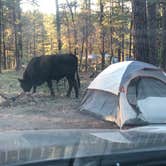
[0, 0, 166, 73]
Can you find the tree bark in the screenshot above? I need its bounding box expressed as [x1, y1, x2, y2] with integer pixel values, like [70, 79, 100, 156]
[17, 0, 23, 59]
[2, 6, 7, 70]
[66, 0, 78, 55]
[41, 24, 45, 55]
[121, 0, 125, 61]
[85, 0, 91, 72]
[63, 7, 71, 53]
[118, 47, 121, 62]
[129, 19, 133, 59]
[99, 0, 105, 70]
[132, 0, 149, 62]
[0, 0, 2, 73]
[147, 1, 157, 65]
[13, 0, 22, 70]
[55, 0, 62, 53]
[109, 0, 114, 57]
[33, 12, 36, 56]
[161, 2, 166, 70]
[79, 37, 84, 72]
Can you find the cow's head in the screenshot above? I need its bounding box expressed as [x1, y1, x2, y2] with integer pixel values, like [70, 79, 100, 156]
[18, 78, 32, 92]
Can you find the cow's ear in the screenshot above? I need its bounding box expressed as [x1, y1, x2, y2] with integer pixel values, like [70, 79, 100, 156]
[18, 78, 23, 83]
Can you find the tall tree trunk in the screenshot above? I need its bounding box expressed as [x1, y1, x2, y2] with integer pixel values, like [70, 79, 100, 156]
[2, 5, 7, 69]
[66, 0, 77, 54]
[18, 0, 23, 60]
[33, 13, 36, 56]
[63, 7, 71, 53]
[129, 19, 133, 59]
[0, 0, 2, 73]
[2, 32, 6, 69]
[50, 38, 54, 54]
[13, 0, 22, 70]
[55, 0, 62, 53]
[41, 25, 45, 55]
[85, 0, 88, 72]
[85, 0, 90, 72]
[118, 47, 121, 62]
[109, 0, 114, 57]
[73, 4, 78, 55]
[13, 8, 19, 70]
[79, 37, 85, 72]
[148, 1, 157, 65]
[161, 2, 166, 70]
[99, 0, 105, 70]
[132, 0, 149, 62]
[121, 0, 125, 61]
[67, 23, 71, 53]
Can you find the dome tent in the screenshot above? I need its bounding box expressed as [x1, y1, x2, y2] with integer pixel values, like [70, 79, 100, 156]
[80, 61, 166, 127]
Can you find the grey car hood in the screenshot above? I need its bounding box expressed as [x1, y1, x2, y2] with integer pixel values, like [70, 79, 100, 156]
[1, 125, 166, 165]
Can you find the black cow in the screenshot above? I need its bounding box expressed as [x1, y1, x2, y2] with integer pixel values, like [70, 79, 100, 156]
[18, 54, 80, 98]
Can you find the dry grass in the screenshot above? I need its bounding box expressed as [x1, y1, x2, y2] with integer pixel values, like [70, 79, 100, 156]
[0, 71, 118, 131]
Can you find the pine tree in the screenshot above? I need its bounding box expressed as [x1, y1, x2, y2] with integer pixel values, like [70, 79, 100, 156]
[132, 0, 149, 62]
[147, 0, 157, 65]
[161, 1, 166, 70]
[0, 0, 2, 73]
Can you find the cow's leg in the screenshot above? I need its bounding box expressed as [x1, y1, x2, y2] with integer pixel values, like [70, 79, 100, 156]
[33, 86, 37, 93]
[73, 79, 79, 98]
[66, 77, 73, 97]
[47, 80, 55, 96]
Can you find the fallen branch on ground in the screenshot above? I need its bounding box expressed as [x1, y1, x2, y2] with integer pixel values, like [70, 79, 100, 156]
[0, 92, 38, 107]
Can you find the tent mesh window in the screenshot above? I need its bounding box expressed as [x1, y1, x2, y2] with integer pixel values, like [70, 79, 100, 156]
[127, 77, 166, 105]
[137, 78, 166, 99]
[127, 77, 166, 121]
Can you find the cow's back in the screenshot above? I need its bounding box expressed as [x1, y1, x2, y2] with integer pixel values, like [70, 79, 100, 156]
[23, 54, 78, 85]
[50, 54, 78, 79]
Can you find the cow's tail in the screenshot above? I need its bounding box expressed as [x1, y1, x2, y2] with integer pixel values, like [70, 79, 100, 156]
[76, 69, 80, 88]
[75, 56, 80, 88]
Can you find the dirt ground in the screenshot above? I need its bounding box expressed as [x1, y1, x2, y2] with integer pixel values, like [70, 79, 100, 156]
[0, 71, 118, 131]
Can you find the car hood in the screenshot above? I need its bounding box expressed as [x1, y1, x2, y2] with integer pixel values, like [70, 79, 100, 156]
[1, 125, 166, 165]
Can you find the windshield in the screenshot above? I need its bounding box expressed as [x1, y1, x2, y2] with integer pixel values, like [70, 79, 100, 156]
[0, 0, 166, 165]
